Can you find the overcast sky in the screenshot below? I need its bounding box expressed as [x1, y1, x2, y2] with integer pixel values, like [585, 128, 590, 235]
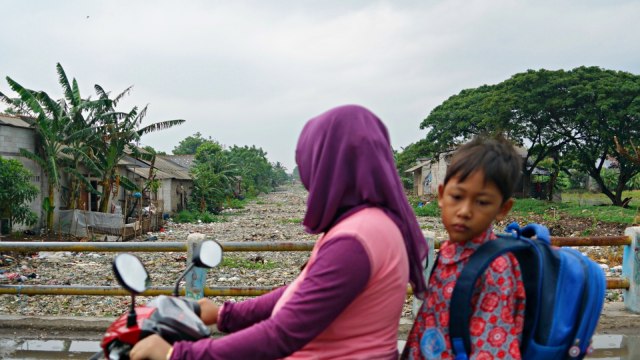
[1, 1, 639, 171]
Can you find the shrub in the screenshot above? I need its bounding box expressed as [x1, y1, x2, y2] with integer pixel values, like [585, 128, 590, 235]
[173, 210, 196, 223]
[413, 201, 440, 217]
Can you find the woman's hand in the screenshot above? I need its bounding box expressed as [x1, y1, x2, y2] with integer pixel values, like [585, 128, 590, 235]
[198, 298, 220, 325]
[129, 334, 171, 360]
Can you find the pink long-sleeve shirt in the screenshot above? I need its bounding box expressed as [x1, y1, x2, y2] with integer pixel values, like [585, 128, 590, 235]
[172, 207, 408, 359]
[170, 236, 370, 359]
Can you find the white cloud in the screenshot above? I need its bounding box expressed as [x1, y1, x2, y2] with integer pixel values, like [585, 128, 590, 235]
[1, 0, 639, 171]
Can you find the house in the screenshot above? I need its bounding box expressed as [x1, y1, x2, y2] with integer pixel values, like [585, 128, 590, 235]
[0, 115, 46, 232]
[404, 145, 553, 199]
[405, 152, 453, 197]
[122, 153, 194, 214]
[1, 113, 195, 234]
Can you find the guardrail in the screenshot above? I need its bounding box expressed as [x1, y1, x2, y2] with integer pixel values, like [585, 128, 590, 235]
[1, 229, 639, 314]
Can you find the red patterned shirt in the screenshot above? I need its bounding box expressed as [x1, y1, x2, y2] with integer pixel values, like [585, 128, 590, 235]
[402, 228, 526, 360]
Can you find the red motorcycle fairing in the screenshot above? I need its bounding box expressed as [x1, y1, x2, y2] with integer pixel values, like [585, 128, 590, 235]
[100, 305, 157, 352]
[98, 296, 211, 359]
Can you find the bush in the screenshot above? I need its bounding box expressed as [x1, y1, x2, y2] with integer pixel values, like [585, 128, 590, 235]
[199, 212, 219, 223]
[0, 156, 39, 232]
[413, 201, 441, 217]
[225, 197, 246, 209]
[173, 210, 196, 223]
[172, 210, 224, 223]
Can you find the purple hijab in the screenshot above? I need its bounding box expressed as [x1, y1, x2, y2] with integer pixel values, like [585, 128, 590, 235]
[295, 104, 427, 296]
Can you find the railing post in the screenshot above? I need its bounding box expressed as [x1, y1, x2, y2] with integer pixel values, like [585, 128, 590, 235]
[623, 227, 640, 313]
[185, 233, 208, 300]
[413, 231, 436, 317]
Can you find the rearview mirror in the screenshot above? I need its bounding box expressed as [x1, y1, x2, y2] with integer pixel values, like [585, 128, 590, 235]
[194, 240, 223, 268]
[113, 253, 150, 294]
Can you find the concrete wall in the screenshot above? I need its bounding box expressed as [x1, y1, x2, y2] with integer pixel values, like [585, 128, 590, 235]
[429, 155, 450, 194]
[0, 125, 44, 230]
[161, 179, 193, 214]
[412, 154, 451, 197]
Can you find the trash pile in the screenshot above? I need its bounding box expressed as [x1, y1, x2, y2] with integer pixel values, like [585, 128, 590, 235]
[0, 183, 630, 319]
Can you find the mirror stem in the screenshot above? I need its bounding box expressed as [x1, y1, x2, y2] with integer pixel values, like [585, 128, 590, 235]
[173, 263, 195, 296]
[127, 294, 137, 328]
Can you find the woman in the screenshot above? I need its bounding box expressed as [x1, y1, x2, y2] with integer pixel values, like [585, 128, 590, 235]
[130, 104, 428, 360]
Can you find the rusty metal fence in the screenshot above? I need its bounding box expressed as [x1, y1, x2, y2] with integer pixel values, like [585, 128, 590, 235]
[0, 235, 634, 297]
[0, 241, 313, 297]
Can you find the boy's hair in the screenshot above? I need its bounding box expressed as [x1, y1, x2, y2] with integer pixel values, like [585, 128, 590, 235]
[444, 135, 522, 202]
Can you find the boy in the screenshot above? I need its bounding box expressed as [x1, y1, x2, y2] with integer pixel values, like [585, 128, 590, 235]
[402, 136, 526, 360]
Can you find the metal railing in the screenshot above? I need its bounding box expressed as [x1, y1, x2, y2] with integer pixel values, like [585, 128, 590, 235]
[0, 235, 633, 297]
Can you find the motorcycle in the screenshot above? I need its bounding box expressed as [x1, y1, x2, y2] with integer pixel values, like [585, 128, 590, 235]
[89, 239, 223, 360]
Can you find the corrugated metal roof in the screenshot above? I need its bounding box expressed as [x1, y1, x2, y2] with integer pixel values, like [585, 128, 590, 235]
[120, 148, 191, 180]
[163, 155, 195, 169]
[126, 166, 177, 180]
[0, 115, 32, 128]
[152, 155, 191, 180]
[120, 155, 151, 168]
[405, 161, 430, 173]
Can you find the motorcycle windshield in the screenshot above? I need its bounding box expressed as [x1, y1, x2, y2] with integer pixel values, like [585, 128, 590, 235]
[142, 295, 211, 343]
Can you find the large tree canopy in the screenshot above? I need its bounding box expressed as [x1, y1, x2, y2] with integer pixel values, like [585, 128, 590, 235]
[417, 66, 640, 206]
[173, 132, 215, 155]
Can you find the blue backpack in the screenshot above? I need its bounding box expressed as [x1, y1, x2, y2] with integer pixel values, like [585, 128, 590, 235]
[449, 223, 606, 360]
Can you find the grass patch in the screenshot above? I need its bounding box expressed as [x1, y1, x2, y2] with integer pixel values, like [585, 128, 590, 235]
[221, 256, 278, 270]
[511, 197, 638, 224]
[563, 204, 638, 224]
[511, 198, 564, 216]
[224, 197, 246, 209]
[280, 218, 302, 224]
[413, 201, 440, 217]
[563, 189, 640, 206]
[411, 192, 638, 224]
[172, 210, 226, 223]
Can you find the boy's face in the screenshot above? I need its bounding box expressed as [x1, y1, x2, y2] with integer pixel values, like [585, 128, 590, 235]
[438, 170, 513, 243]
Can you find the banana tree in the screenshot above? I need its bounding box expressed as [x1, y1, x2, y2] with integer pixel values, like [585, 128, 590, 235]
[90, 84, 185, 213]
[1, 63, 105, 225]
[0, 78, 66, 232]
[54, 63, 106, 209]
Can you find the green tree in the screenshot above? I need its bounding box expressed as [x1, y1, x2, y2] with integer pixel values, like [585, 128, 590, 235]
[420, 70, 571, 196]
[53, 63, 103, 210]
[546, 67, 640, 206]
[142, 145, 167, 155]
[173, 132, 214, 155]
[1, 63, 107, 227]
[190, 142, 238, 212]
[417, 66, 640, 206]
[88, 85, 185, 213]
[271, 161, 289, 186]
[0, 97, 32, 116]
[227, 145, 274, 196]
[0, 156, 39, 233]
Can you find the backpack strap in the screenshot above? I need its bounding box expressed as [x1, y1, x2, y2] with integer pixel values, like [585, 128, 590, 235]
[449, 237, 531, 358]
